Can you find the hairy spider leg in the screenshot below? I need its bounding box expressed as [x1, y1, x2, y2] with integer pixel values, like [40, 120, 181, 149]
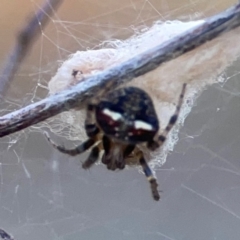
[85, 104, 100, 137]
[112, 143, 136, 170]
[118, 144, 135, 169]
[82, 142, 101, 169]
[107, 143, 123, 171]
[102, 135, 123, 170]
[147, 83, 187, 150]
[44, 131, 96, 156]
[137, 149, 160, 201]
[101, 135, 111, 165]
[44, 102, 101, 157]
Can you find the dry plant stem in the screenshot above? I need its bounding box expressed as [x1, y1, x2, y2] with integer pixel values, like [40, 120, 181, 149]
[0, 229, 13, 240]
[0, 0, 63, 96]
[0, 3, 240, 138]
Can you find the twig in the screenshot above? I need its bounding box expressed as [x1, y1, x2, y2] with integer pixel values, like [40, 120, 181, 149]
[0, 229, 13, 240]
[0, 3, 240, 138]
[0, 0, 63, 96]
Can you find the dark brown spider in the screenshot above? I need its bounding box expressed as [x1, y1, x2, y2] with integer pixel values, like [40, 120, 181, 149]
[44, 81, 186, 201]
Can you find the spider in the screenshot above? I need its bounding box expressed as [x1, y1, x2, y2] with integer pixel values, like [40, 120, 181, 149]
[44, 80, 187, 201]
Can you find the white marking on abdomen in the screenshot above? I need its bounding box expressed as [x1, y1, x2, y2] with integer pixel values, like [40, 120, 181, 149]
[134, 120, 153, 130]
[103, 108, 122, 121]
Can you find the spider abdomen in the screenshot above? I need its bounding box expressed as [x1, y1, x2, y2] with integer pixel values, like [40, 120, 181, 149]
[95, 87, 159, 144]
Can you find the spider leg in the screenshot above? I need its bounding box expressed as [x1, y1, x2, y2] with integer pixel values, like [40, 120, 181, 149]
[82, 142, 101, 169]
[106, 143, 122, 171]
[115, 144, 135, 169]
[136, 149, 160, 201]
[113, 144, 135, 170]
[148, 83, 187, 151]
[101, 135, 111, 165]
[123, 144, 135, 158]
[85, 104, 100, 137]
[44, 131, 96, 156]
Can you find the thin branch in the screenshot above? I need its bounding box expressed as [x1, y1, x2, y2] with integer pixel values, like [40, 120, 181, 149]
[0, 3, 240, 138]
[0, 0, 63, 96]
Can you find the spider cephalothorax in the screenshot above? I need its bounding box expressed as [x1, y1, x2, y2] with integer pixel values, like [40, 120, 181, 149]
[45, 83, 186, 201]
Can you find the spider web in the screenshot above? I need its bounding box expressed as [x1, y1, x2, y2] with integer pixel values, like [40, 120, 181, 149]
[1, 0, 240, 240]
